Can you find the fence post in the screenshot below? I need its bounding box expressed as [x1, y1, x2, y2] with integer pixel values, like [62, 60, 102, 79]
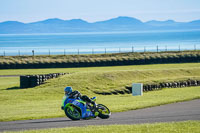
[132, 46, 134, 52]
[157, 45, 159, 53]
[144, 46, 146, 52]
[92, 49, 94, 54]
[32, 50, 34, 56]
[64, 49, 66, 55]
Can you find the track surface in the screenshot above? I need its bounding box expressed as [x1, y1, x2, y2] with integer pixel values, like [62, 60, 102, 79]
[0, 75, 19, 77]
[0, 99, 200, 132]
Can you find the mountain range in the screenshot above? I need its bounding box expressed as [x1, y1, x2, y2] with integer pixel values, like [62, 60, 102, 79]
[0, 16, 200, 34]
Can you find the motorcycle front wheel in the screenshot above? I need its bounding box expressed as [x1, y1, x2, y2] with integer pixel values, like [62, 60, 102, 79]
[65, 105, 81, 120]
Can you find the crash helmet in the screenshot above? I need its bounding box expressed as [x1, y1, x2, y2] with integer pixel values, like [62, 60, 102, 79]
[64, 86, 73, 95]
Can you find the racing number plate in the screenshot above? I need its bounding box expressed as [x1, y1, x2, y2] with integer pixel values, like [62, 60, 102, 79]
[72, 100, 80, 106]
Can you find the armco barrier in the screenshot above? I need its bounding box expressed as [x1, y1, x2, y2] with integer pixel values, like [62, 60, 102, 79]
[20, 73, 66, 88]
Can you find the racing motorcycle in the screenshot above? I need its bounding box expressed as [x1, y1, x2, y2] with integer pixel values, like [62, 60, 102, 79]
[63, 97, 111, 120]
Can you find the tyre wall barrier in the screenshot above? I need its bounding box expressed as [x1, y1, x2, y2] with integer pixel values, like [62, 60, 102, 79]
[142, 79, 200, 92]
[95, 79, 200, 95]
[20, 73, 66, 88]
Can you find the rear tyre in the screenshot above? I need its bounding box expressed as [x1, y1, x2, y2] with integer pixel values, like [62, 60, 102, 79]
[97, 104, 111, 119]
[65, 106, 81, 120]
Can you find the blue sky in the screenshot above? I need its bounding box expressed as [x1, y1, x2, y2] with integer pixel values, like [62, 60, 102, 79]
[0, 0, 200, 23]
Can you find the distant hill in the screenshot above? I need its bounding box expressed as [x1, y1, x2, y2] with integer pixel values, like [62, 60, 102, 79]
[145, 20, 182, 26]
[0, 16, 200, 34]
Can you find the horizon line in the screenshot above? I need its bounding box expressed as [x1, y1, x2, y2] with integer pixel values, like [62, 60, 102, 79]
[1, 16, 199, 24]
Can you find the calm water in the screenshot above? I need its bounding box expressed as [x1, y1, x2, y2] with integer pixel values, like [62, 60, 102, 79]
[0, 30, 200, 56]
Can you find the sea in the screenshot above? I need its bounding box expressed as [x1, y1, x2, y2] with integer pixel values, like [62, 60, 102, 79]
[0, 30, 200, 56]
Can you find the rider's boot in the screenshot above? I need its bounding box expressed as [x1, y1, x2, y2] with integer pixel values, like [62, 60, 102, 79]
[91, 102, 99, 117]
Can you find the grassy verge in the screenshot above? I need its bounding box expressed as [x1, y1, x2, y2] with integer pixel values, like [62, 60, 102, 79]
[0, 77, 19, 90]
[0, 86, 200, 121]
[0, 63, 200, 121]
[3, 121, 200, 133]
[0, 63, 200, 76]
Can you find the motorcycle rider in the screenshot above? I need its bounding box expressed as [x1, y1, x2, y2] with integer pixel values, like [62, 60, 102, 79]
[61, 86, 97, 113]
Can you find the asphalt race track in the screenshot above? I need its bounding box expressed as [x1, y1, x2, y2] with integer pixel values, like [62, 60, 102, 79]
[0, 99, 200, 132]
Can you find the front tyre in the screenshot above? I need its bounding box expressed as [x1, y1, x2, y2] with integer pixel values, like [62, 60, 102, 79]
[97, 104, 111, 119]
[65, 105, 81, 120]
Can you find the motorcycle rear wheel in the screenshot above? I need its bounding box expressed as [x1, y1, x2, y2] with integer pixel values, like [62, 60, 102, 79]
[97, 104, 111, 119]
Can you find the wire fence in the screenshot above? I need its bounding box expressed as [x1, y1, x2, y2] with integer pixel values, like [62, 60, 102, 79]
[0, 44, 199, 56]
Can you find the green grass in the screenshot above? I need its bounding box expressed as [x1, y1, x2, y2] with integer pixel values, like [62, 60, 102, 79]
[3, 121, 200, 133]
[0, 62, 200, 75]
[3, 63, 199, 93]
[1, 63, 200, 93]
[0, 86, 200, 121]
[0, 63, 200, 121]
[0, 77, 19, 90]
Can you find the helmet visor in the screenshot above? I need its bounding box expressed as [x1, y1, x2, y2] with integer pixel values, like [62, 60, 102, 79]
[65, 91, 70, 95]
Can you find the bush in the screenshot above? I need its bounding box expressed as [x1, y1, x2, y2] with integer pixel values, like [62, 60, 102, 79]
[1, 51, 200, 69]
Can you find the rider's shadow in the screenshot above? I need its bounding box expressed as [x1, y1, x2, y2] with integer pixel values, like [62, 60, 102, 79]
[18, 119, 72, 124]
